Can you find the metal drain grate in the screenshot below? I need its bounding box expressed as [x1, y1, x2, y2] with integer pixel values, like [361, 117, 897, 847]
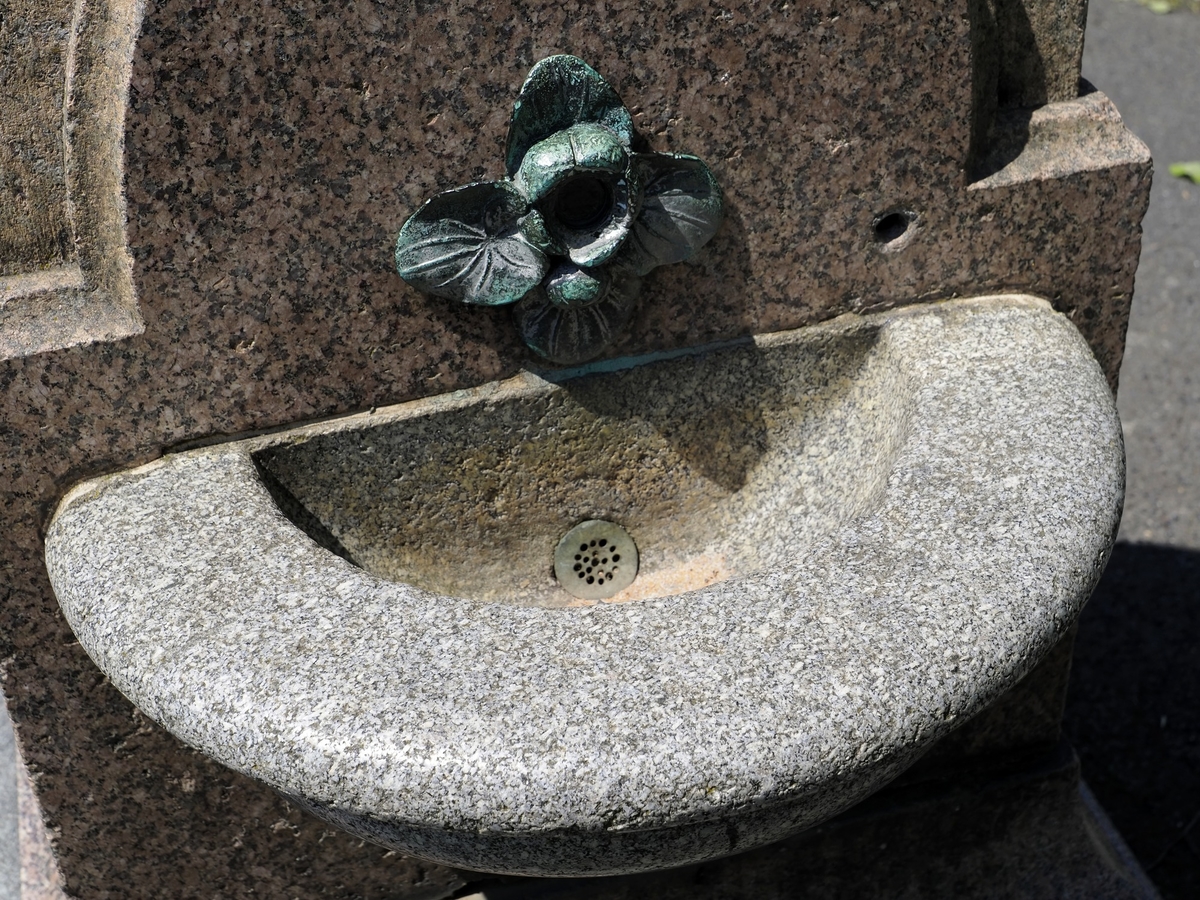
[554, 520, 638, 600]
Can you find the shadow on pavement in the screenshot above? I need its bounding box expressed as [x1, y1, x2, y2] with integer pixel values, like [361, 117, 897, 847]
[1066, 540, 1200, 900]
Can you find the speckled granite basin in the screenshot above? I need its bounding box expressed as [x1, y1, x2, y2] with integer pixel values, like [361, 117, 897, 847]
[45, 295, 1123, 876]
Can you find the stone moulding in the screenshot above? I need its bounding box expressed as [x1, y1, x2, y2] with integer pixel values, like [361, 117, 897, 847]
[969, 86, 1151, 188]
[44, 295, 1123, 877]
[0, 0, 144, 360]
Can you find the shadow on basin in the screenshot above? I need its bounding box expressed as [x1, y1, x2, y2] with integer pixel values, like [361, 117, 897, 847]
[252, 320, 904, 608]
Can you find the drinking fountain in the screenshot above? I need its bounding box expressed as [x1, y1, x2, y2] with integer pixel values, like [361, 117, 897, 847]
[3, 1, 1153, 895]
[41, 57, 1125, 878]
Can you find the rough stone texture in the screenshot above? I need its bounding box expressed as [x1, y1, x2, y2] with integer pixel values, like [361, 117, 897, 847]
[911, 619, 1080, 774]
[995, 0, 1089, 108]
[15, 743, 66, 900]
[0, 0, 143, 359]
[0, 0, 1151, 894]
[0, 702, 15, 899]
[253, 322, 908, 608]
[0, 0, 74, 276]
[972, 84, 1151, 186]
[452, 744, 1160, 899]
[45, 297, 1124, 875]
[967, 0, 1089, 160]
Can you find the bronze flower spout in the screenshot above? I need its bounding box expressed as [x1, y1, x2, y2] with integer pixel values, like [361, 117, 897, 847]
[394, 55, 723, 365]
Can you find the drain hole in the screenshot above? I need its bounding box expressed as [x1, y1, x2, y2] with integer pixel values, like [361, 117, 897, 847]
[554, 519, 640, 600]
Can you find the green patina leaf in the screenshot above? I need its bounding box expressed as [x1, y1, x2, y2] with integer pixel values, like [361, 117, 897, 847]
[394, 181, 549, 306]
[392, 55, 725, 364]
[513, 271, 642, 365]
[1168, 161, 1200, 183]
[614, 154, 724, 277]
[505, 55, 634, 177]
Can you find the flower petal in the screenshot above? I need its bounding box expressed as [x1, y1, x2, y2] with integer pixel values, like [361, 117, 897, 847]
[543, 260, 610, 307]
[505, 55, 634, 176]
[513, 271, 642, 365]
[614, 154, 723, 276]
[513, 123, 637, 268]
[394, 182, 549, 306]
[513, 123, 628, 203]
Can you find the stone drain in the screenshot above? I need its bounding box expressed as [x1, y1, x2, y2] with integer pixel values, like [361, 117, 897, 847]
[554, 520, 639, 600]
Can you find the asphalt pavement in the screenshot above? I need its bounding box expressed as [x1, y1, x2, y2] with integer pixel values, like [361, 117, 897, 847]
[1064, 3, 1200, 899]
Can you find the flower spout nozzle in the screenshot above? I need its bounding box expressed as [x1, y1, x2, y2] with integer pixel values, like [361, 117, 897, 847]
[393, 55, 723, 364]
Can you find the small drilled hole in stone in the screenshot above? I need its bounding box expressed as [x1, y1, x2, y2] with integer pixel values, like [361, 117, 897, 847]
[580, 544, 587, 552]
[587, 576, 595, 584]
[612, 553, 620, 562]
[873, 211, 910, 243]
[599, 539, 607, 547]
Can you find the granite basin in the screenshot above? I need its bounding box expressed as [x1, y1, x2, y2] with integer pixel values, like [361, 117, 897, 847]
[44, 295, 1123, 876]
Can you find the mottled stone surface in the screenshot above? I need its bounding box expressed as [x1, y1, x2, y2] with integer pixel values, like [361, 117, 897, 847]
[0, 0, 1152, 894]
[115, 0, 1149, 390]
[453, 745, 1159, 899]
[15, 742, 66, 900]
[253, 323, 906, 608]
[45, 297, 1123, 875]
[993, 0, 1089, 108]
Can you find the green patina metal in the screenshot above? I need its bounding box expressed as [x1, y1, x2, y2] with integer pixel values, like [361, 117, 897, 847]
[395, 55, 723, 365]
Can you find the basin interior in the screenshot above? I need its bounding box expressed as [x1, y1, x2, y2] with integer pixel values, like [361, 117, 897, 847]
[254, 322, 913, 606]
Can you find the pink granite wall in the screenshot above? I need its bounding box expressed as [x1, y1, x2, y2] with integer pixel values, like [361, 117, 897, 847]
[1, 0, 1149, 895]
